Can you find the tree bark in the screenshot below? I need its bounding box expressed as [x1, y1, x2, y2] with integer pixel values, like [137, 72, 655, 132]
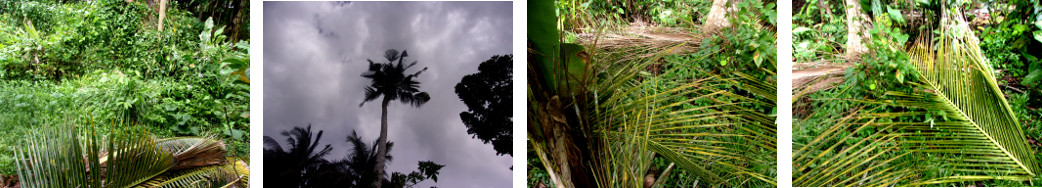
[374, 97, 390, 188]
[703, 0, 731, 34]
[818, 0, 833, 16]
[550, 125, 574, 188]
[845, 0, 867, 60]
[157, 0, 167, 32]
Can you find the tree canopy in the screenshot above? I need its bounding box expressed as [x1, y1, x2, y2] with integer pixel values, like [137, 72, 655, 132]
[455, 54, 513, 156]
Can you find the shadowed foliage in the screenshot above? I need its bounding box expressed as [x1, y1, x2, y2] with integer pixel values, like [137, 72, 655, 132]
[455, 54, 513, 156]
[263, 124, 332, 187]
[264, 125, 442, 188]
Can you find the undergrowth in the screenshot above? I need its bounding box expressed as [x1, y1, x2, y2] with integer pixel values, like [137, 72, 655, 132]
[0, 0, 249, 175]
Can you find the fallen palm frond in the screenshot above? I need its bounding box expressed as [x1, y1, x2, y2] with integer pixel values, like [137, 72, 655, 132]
[136, 158, 248, 188]
[794, 3, 1040, 186]
[895, 3, 1039, 182]
[591, 51, 777, 187]
[577, 25, 703, 59]
[14, 124, 246, 188]
[529, 0, 776, 186]
[793, 107, 918, 187]
[792, 64, 850, 102]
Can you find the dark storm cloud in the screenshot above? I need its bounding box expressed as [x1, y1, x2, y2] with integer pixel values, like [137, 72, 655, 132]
[263, 1, 512, 187]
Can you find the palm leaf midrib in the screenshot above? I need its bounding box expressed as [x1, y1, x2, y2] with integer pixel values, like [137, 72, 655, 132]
[907, 21, 1038, 175]
[917, 76, 1035, 175]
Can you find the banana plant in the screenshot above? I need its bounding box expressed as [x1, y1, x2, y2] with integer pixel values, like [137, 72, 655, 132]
[14, 124, 248, 188]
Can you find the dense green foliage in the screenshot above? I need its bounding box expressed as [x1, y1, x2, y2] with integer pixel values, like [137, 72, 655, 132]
[793, 0, 847, 62]
[0, 0, 249, 175]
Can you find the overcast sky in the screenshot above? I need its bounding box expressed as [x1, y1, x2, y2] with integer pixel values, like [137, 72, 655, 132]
[263, 1, 512, 187]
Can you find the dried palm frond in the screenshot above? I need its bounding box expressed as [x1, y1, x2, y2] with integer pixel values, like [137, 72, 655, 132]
[578, 25, 703, 59]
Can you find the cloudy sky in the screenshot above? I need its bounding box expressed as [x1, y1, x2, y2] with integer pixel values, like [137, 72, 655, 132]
[263, 1, 512, 187]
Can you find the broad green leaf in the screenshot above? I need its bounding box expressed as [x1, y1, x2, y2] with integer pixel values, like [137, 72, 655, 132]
[887, 6, 905, 25]
[793, 27, 812, 35]
[1034, 30, 1042, 43]
[895, 33, 909, 44]
[1022, 68, 1042, 86]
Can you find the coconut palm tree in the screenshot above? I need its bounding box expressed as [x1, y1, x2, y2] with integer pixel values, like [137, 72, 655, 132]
[263, 124, 333, 187]
[266, 125, 429, 188]
[360, 49, 431, 188]
[343, 130, 395, 186]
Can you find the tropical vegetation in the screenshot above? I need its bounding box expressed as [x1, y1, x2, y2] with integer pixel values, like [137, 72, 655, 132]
[793, 0, 1042, 186]
[527, 0, 776, 187]
[0, 0, 249, 186]
[263, 125, 444, 188]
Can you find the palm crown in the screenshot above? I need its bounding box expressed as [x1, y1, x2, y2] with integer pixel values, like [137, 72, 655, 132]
[361, 49, 431, 107]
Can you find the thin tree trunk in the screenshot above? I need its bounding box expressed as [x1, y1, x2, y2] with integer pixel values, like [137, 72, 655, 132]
[158, 0, 167, 32]
[374, 98, 390, 188]
[550, 125, 574, 188]
[818, 0, 833, 16]
[845, 0, 867, 60]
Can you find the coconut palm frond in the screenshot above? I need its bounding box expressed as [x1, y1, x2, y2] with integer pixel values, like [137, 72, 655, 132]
[16, 125, 175, 188]
[896, 5, 1039, 183]
[157, 137, 227, 170]
[794, 4, 1039, 186]
[591, 50, 777, 187]
[529, 0, 776, 186]
[15, 125, 244, 188]
[137, 160, 246, 188]
[15, 125, 102, 188]
[793, 106, 919, 187]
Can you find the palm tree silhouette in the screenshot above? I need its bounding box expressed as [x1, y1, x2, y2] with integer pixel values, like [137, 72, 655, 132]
[360, 49, 430, 188]
[265, 127, 397, 187]
[263, 124, 333, 187]
[344, 130, 395, 186]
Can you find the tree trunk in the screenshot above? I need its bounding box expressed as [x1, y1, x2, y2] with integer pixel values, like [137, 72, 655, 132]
[373, 98, 390, 188]
[845, 0, 867, 60]
[157, 0, 167, 32]
[549, 125, 575, 188]
[703, 0, 730, 34]
[818, 0, 833, 16]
